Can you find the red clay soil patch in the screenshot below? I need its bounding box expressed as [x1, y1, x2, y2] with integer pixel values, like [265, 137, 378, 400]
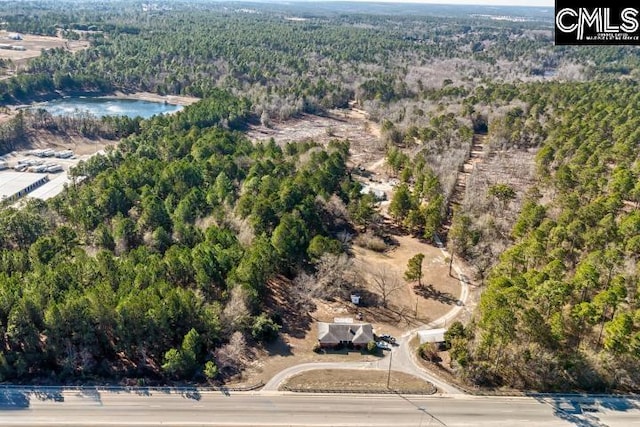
[281, 369, 436, 394]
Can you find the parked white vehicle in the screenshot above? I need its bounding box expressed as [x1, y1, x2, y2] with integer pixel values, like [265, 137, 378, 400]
[46, 165, 63, 173]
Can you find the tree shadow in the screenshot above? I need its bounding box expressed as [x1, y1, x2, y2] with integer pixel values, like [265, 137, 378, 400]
[526, 393, 640, 427]
[31, 387, 64, 403]
[264, 335, 294, 357]
[351, 288, 380, 308]
[265, 276, 315, 340]
[414, 284, 456, 305]
[279, 308, 314, 340]
[0, 390, 30, 410]
[356, 303, 421, 329]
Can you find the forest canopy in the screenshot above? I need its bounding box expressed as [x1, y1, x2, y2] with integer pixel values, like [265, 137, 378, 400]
[1, 0, 640, 392]
[0, 90, 361, 382]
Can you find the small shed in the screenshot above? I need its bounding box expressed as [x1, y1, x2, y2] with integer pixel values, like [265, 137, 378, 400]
[417, 328, 446, 345]
[350, 293, 361, 305]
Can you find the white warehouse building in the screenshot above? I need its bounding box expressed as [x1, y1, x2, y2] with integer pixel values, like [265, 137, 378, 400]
[0, 172, 49, 203]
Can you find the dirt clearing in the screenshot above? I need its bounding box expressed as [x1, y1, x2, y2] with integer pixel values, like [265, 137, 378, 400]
[247, 109, 385, 172]
[110, 91, 200, 107]
[0, 31, 89, 77]
[352, 234, 461, 337]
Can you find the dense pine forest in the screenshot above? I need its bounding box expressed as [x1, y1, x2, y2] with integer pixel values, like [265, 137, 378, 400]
[0, 90, 362, 382]
[448, 81, 640, 391]
[1, 0, 640, 391]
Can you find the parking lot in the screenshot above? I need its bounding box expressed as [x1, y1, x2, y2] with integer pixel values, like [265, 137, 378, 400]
[0, 148, 100, 203]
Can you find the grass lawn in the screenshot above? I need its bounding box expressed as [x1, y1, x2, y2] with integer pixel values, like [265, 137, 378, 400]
[281, 369, 436, 394]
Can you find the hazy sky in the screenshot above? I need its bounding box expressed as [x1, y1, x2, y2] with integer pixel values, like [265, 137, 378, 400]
[346, 0, 554, 6]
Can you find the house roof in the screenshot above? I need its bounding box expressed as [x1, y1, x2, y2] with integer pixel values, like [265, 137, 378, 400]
[417, 328, 446, 344]
[317, 322, 373, 345]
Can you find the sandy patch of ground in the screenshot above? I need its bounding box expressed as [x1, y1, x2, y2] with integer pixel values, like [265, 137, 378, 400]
[281, 369, 436, 394]
[110, 91, 200, 107]
[26, 131, 114, 155]
[352, 234, 461, 336]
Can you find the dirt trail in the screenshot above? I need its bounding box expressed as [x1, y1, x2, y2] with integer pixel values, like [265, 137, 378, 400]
[444, 133, 488, 231]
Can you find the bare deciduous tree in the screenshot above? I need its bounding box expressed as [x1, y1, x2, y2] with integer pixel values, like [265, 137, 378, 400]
[221, 286, 251, 334]
[314, 253, 355, 299]
[215, 331, 248, 375]
[369, 266, 403, 308]
[291, 272, 318, 312]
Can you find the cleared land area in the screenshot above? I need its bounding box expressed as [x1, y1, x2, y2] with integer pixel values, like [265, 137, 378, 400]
[248, 109, 384, 171]
[0, 31, 89, 77]
[109, 91, 200, 106]
[233, 111, 465, 388]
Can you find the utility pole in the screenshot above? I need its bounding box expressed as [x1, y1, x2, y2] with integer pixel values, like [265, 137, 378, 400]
[386, 349, 393, 389]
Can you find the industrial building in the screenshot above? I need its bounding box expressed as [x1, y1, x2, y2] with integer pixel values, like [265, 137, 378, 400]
[27, 174, 72, 201]
[0, 172, 49, 203]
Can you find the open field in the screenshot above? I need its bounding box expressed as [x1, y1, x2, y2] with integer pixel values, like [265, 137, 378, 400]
[353, 235, 462, 336]
[0, 31, 89, 76]
[281, 369, 437, 394]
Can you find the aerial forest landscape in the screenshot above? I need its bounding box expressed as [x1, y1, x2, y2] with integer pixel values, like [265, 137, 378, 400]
[0, 1, 640, 425]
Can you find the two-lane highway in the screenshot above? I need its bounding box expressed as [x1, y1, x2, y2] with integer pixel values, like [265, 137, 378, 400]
[1, 389, 639, 426]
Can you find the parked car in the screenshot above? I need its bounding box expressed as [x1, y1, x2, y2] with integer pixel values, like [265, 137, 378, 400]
[379, 334, 396, 344]
[376, 341, 391, 350]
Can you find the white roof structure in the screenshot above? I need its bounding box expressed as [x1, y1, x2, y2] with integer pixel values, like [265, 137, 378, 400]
[417, 328, 446, 344]
[0, 172, 49, 201]
[27, 173, 72, 200]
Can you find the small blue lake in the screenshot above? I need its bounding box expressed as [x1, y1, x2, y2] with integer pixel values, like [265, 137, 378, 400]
[31, 97, 183, 119]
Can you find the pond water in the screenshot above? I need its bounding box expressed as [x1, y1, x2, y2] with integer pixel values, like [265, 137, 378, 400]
[30, 96, 183, 119]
